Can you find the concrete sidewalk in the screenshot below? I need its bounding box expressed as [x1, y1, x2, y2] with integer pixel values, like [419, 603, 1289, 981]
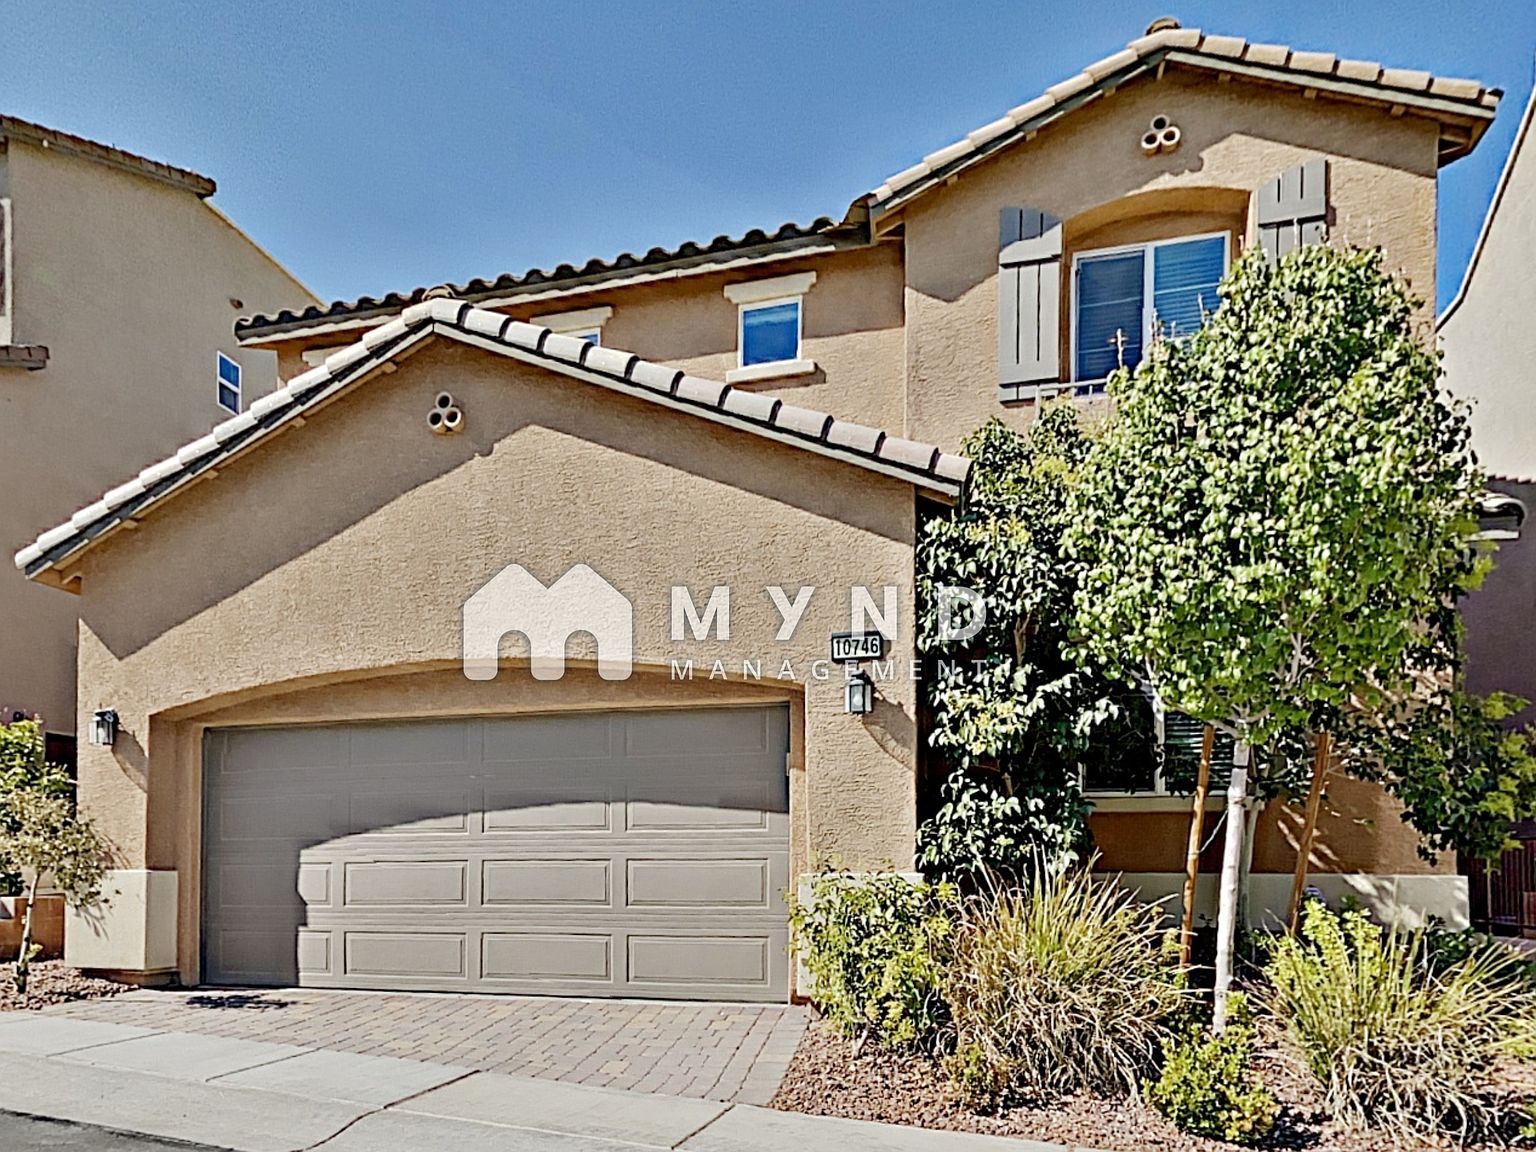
[0, 1013, 1090, 1152]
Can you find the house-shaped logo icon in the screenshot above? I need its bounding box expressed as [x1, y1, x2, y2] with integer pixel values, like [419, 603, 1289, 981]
[462, 563, 634, 681]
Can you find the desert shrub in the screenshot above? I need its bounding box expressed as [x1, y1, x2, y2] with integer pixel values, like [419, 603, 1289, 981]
[1265, 899, 1536, 1143]
[941, 865, 1187, 1106]
[788, 871, 956, 1049]
[1150, 993, 1277, 1144]
[1422, 918, 1536, 983]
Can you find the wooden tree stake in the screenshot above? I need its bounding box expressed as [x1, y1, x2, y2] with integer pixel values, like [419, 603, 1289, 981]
[1178, 724, 1215, 968]
[1286, 730, 1332, 931]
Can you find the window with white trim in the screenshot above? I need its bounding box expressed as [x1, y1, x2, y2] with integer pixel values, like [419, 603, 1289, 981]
[723, 271, 816, 383]
[0, 197, 11, 346]
[1082, 706, 1235, 797]
[1072, 233, 1227, 385]
[216, 352, 242, 413]
[532, 304, 612, 346]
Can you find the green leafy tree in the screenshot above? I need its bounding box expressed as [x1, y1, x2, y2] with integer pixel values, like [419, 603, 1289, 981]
[916, 409, 1150, 882]
[0, 787, 111, 997]
[0, 718, 73, 897]
[1067, 244, 1485, 1020]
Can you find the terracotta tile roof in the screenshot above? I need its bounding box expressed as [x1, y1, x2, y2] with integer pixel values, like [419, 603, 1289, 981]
[868, 25, 1499, 211]
[16, 300, 968, 580]
[235, 217, 856, 342]
[0, 114, 215, 198]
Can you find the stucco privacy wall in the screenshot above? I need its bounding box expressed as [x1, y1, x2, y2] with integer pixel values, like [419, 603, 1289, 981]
[0, 137, 312, 734]
[899, 68, 1441, 450]
[70, 341, 920, 979]
[270, 244, 909, 435]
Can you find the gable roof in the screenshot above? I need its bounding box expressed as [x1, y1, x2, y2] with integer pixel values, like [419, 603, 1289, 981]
[235, 24, 1497, 345]
[868, 24, 1498, 220]
[16, 299, 969, 585]
[0, 114, 215, 198]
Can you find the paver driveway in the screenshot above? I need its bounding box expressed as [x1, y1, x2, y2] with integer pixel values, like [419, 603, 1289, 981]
[43, 988, 809, 1104]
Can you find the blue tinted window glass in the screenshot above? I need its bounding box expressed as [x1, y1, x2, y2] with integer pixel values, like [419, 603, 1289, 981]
[217, 382, 240, 413]
[741, 301, 799, 366]
[1076, 252, 1145, 380]
[217, 352, 242, 388]
[1153, 236, 1225, 340]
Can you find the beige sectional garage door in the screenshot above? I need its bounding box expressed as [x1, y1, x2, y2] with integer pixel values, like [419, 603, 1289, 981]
[202, 707, 790, 1000]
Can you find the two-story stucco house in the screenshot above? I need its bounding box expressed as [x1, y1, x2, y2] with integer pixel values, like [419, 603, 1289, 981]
[0, 116, 316, 760]
[14, 24, 1501, 997]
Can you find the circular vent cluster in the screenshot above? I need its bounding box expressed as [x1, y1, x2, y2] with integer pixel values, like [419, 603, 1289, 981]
[1141, 115, 1182, 156]
[428, 391, 465, 435]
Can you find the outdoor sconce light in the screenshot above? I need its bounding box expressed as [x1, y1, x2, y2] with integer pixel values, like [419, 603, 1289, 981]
[89, 709, 118, 748]
[844, 671, 875, 716]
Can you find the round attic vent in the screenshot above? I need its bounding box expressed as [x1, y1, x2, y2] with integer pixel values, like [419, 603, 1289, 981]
[1146, 16, 1181, 34]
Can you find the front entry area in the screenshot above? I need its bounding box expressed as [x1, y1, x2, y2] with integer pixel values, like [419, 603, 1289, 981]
[201, 705, 791, 1001]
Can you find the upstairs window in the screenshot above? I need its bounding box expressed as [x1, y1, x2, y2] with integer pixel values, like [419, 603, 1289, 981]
[1072, 233, 1226, 382]
[723, 271, 816, 384]
[216, 352, 242, 413]
[532, 305, 611, 346]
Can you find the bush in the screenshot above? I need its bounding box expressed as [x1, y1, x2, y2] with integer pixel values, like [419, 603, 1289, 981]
[941, 864, 1187, 1106]
[788, 871, 955, 1049]
[1265, 899, 1536, 1143]
[1150, 994, 1277, 1144]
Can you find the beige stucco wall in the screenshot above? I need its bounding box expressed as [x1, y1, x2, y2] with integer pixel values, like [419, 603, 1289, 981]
[69, 340, 921, 981]
[898, 68, 1441, 450]
[0, 137, 314, 736]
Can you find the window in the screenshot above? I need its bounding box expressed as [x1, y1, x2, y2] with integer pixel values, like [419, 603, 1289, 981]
[216, 352, 241, 413]
[532, 305, 611, 346]
[723, 271, 816, 383]
[1072, 233, 1227, 383]
[1082, 704, 1235, 798]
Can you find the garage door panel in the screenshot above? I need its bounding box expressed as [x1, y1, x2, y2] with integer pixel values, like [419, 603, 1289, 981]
[342, 861, 467, 907]
[482, 932, 612, 982]
[483, 859, 611, 906]
[203, 707, 790, 1000]
[484, 785, 612, 832]
[344, 932, 466, 978]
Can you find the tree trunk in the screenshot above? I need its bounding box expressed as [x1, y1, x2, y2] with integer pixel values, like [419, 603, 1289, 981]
[15, 872, 39, 998]
[1179, 725, 1215, 968]
[1213, 766, 1249, 1032]
[1286, 731, 1332, 930]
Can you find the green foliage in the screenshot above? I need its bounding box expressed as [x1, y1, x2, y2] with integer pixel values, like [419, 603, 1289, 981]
[1265, 899, 1536, 1142]
[0, 719, 72, 898]
[0, 787, 111, 996]
[1422, 918, 1536, 982]
[1150, 994, 1277, 1144]
[941, 864, 1187, 1106]
[1339, 686, 1536, 862]
[917, 410, 1150, 881]
[788, 872, 956, 1049]
[1069, 245, 1483, 750]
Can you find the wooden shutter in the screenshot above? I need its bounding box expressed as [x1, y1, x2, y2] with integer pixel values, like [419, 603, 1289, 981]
[1161, 712, 1235, 793]
[1256, 158, 1328, 260]
[998, 206, 1062, 400]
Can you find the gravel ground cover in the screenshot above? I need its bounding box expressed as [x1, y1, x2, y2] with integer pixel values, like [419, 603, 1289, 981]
[0, 962, 129, 1012]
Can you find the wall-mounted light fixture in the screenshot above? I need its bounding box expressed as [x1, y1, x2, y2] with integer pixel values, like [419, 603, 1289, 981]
[844, 671, 875, 716]
[89, 709, 118, 748]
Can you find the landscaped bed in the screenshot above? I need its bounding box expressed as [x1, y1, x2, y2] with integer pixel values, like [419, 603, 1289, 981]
[772, 1017, 1529, 1152]
[0, 961, 127, 1011]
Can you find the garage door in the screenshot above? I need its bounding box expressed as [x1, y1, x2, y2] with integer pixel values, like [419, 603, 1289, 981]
[201, 706, 790, 1000]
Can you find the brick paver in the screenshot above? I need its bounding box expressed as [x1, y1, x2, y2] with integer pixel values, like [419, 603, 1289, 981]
[43, 989, 808, 1104]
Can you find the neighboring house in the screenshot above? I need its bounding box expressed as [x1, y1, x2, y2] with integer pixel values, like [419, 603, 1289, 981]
[0, 116, 317, 759]
[1439, 87, 1536, 931]
[14, 24, 1500, 995]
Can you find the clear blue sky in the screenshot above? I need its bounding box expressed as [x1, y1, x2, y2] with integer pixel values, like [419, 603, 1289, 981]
[3, 0, 1531, 312]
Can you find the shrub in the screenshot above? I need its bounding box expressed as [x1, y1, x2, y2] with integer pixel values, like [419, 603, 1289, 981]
[788, 871, 955, 1050]
[1265, 899, 1536, 1143]
[1150, 994, 1277, 1144]
[941, 864, 1187, 1106]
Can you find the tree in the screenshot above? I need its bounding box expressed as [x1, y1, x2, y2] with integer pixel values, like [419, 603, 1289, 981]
[0, 718, 72, 897]
[915, 409, 1150, 883]
[1068, 244, 1484, 1025]
[0, 788, 111, 997]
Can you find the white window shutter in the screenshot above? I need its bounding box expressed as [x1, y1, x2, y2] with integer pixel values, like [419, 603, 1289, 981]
[1256, 158, 1328, 260]
[998, 206, 1062, 399]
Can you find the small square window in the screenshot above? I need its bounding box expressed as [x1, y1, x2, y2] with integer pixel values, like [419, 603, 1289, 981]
[216, 352, 242, 414]
[740, 300, 801, 367]
[570, 330, 601, 346]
